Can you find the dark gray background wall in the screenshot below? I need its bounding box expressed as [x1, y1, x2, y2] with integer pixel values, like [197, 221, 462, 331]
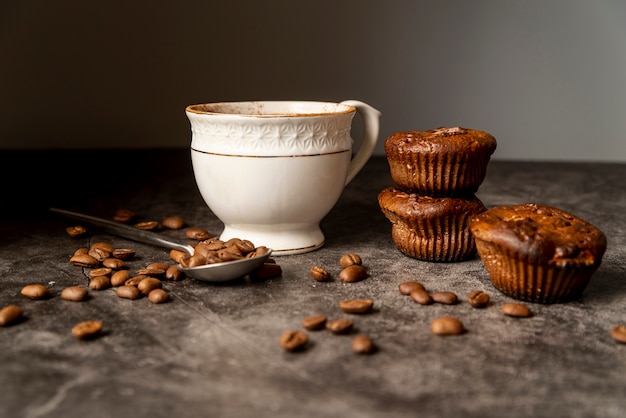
[1, 1, 625, 162]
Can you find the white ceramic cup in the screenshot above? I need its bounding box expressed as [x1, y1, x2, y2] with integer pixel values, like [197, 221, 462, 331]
[186, 100, 381, 255]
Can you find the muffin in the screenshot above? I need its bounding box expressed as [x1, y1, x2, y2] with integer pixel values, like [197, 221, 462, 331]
[469, 203, 607, 304]
[384, 127, 497, 196]
[378, 187, 487, 262]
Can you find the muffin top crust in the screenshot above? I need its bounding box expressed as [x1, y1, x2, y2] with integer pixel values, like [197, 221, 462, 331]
[469, 203, 607, 267]
[378, 187, 487, 219]
[384, 127, 497, 155]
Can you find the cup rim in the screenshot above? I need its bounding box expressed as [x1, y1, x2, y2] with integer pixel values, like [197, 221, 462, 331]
[185, 101, 355, 117]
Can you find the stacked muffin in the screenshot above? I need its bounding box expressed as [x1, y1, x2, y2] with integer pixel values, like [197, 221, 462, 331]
[378, 127, 497, 262]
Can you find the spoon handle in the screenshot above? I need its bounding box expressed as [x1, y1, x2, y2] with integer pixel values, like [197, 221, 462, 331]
[49, 207, 195, 255]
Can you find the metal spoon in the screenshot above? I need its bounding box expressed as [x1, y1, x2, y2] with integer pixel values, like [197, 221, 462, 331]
[49, 208, 272, 282]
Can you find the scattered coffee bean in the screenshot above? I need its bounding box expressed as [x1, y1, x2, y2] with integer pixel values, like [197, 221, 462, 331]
[0, 305, 22, 326]
[326, 318, 354, 334]
[148, 289, 170, 304]
[431, 291, 458, 305]
[89, 267, 112, 278]
[135, 221, 159, 231]
[501, 302, 532, 318]
[66, 225, 88, 238]
[338, 265, 367, 283]
[72, 320, 103, 340]
[137, 277, 162, 295]
[250, 263, 282, 280]
[162, 215, 186, 230]
[112, 248, 135, 261]
[113, 209, 136, 224]
[89, 242, 113, 261]
[279, 330, 309, 352]
[61, 286, 88, 302]
[338, 299, 374, 314]
[301, 314, 327, 330]
[137, 267, 166, 278]
[147, 262, 170, 271]
[310, 266, 331, 282]
[21, 284, 50, 300]
[125, 275, 148, 287]
[165, 265, 184, 281]
[73, 248, 89, 256]
[431, 317, 465, 335]
[610, 325, 626, 344]
[398, 281, 425, 295]
[339, 253, 362, 268]
[102, 257, 127, 270]
[185, 227, 212, 240]
[409, 289, 433, 305]
[467, 290, 490, 308]
[116, 285, 141, 300]
[110, 270, 131, 287]
[69, 253, 100, 268]
[89, 276, 111, 290]
[352, 335, 375, 354]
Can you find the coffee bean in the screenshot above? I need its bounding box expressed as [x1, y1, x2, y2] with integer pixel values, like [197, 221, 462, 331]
[398, 281, 425, 295]
[431, 291, 458, 305]
[137, 267, 166, 278]
[501, 302, 532, 318]
[72, 320, 103, 340]
[113, 209, 136, 224]
[250, 263, 282, 280]
[116, 285, 141, 300]
[610, 325, 626, 344]
[431, 317, 465, 335]
[467, 290, 490, 308]
[165, 265, 184, 281]
[89, 267, 112, 278]
[310, 266, 331, 282]
[352, 335, 375, 354]
[66, 225, 88, 238]
[110, 270, 131, 287]
[409, 289, 432, 305]
[185, 227, 212, 240]
[279, 330, 309, 352]
[338, 299, 374, 314]
[147, 262, 170, 271]
[89, 242, 113, 261]
[135, 221, 159, 231]
[125, 275, 148, 287]
[21, 284, 50, 300]
[301, 314, 327, 330]
[89, 276, 111, 290]
[338, 265, 367, 283]
[339, 253, 362, 268]
[148, 289, 170, 304]
[102, 257, 127, 270]
[326, 318, 354, 334]
[73, 248, 89, 256]
[61, 286, 88, 302]
[69, 253, 100, 268]
[137, 277, 162, 295]
[162, 215, 186, 230]
[0, 305, 22, 326]
[112, 248, 135, 261]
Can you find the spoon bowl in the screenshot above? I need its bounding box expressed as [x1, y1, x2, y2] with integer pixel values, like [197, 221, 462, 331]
[49, 208, 273, 282]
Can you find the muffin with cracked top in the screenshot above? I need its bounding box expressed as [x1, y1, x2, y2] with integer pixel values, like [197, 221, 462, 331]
[378, 186, 487, 262]
[469, 203, 607, 304]
[384, 127, 496, 196]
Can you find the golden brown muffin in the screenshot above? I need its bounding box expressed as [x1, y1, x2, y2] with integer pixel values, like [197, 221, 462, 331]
[469, 203, 607, 304]
[384, 127, 497, 196]
[378, 187, 487, 262]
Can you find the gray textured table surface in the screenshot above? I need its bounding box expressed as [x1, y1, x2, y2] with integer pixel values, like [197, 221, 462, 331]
[1, 150, 625, 418]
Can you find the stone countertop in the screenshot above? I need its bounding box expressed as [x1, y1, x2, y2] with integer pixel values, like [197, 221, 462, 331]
[1, 150, 625, 418]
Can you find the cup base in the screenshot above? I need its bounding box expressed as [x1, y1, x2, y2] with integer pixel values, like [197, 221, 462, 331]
[220, 225, 325, 256]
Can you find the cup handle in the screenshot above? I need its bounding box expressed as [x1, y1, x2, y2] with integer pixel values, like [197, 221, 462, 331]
[340, 100, 381, 185]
